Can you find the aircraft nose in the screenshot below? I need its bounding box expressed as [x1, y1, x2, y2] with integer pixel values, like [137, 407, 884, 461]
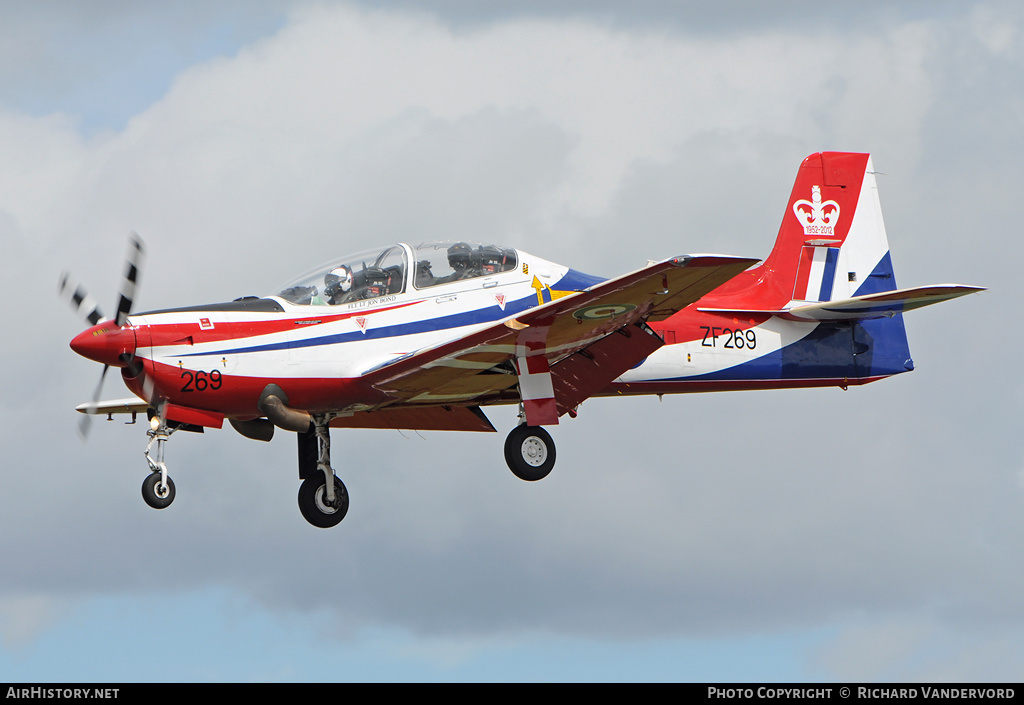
[70, 322, 137, 367]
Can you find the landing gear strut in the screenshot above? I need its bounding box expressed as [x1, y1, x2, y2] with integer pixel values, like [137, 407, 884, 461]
[142, 413, 176, 509]
[296, 415, 349, 528]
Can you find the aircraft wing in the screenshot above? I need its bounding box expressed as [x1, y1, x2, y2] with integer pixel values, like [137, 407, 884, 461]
[76, 397, 150, 415]
[363, 254, 757, 412]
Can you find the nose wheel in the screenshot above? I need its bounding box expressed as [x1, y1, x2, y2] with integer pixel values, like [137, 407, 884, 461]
[142, 471, 175, 509]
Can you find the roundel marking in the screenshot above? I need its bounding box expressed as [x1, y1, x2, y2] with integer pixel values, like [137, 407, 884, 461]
[571, 303, 637, 321]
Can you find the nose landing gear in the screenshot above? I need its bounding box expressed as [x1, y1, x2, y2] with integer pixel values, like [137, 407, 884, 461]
[142, 413, 176, 509]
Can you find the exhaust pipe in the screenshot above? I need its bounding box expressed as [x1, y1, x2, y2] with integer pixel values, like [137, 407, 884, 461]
[257, 384, 312, 434]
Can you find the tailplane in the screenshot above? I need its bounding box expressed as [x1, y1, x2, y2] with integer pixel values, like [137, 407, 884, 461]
[693, 151, 982, 384]
[703, 152, 980, 317]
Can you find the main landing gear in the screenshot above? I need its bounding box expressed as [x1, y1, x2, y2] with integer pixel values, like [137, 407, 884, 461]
[292, 414, 557, 526]
[504, 424, 556, 482]
[136, 409, 350, 527]
[296, 415, 349, 528]
[133, 405, 553, 526]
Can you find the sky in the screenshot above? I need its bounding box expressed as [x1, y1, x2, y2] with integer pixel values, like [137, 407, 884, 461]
[0, 0, 1019, 683]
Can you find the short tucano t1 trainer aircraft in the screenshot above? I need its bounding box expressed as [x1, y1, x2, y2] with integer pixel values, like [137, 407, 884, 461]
[62, 152, 983, 527]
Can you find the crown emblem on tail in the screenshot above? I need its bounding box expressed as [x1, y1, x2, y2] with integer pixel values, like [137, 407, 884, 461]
[793, 185, 840, 236]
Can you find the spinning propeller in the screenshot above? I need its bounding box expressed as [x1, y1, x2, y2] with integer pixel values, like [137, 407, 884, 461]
[59, 234, 145, 438]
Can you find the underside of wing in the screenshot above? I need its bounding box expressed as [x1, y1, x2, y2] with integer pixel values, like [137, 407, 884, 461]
[330, 405, 496, 432]
[76, 397, 150, 415]
[362, 254, 758, 410]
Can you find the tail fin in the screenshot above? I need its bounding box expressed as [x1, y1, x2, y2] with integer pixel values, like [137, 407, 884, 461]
[705, 152, 981, 317]
[698, 152, 982, 382]
[723, 152, 893, 309]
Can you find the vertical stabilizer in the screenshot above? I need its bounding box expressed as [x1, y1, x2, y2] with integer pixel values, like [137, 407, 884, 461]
[714, 152, 897, 309]
[696, 152, 914, 381]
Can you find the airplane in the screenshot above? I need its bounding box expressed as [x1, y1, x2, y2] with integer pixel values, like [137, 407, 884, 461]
[61, 152, 983, 528]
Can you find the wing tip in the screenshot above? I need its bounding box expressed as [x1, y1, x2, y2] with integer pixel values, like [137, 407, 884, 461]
[671, 254, 761, 269]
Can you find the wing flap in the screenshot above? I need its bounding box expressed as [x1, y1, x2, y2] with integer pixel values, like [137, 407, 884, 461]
[329, 405, 496, 432]
[551, 320, 665, 415]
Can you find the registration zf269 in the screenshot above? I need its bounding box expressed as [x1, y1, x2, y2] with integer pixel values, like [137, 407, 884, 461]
[701, 326, 757, 350]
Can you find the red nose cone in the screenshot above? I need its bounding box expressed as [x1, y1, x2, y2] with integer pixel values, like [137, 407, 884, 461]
[70, 323, 137, 366]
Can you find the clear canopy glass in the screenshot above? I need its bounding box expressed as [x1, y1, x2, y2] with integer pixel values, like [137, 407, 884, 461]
[410, 241, 517, 289]
[276, 245, 408, 305]
[274, 241, 518, 305]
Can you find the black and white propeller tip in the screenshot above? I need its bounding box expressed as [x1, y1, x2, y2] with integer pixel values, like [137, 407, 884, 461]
[60, 232, 146, 439]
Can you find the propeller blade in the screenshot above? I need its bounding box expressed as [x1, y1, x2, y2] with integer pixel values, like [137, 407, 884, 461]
[114, 233, 145, 327]
[63, 233, 147, 440]
[78, 364, 110, 439]
[58, 271, 105, 326]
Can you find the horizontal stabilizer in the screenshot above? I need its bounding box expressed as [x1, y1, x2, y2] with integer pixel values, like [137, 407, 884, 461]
[701, 285, 983, 322]
[780, 285, 984, 321]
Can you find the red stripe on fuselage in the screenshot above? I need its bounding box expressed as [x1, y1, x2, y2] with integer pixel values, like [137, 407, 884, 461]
[139, 301, 420, 348]
[125, 358, 392, 418]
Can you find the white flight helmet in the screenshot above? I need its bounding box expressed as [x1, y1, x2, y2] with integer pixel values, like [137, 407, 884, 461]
[324, 265, 353, 300]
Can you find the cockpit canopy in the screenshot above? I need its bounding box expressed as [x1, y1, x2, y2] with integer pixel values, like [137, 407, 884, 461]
[275, 241, 518, 306]
[411, 241, 517, 288]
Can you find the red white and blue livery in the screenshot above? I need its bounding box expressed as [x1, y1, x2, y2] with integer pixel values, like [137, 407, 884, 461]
[63, 152, 982, 527]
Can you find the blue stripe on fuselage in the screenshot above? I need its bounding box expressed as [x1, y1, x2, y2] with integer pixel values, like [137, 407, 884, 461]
[558, 267, 606, 291]
[178, 294, 535, 357]
[177, 267, 606, 358]
[643, 252, 913, 383]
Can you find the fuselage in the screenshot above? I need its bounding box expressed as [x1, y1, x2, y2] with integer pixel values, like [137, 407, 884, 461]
[71, 239, 908, 424]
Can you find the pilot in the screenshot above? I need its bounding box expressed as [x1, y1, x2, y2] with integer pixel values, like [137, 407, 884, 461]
[323, 265, 354, 304]
[415, 259, 435, 288]
[433, 242, 475, 285]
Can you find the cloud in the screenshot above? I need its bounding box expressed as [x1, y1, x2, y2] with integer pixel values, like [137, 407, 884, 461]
[0, 0, 291, 134]
[0, 595, 69, 650]
[817, 615, 1024, 682]
[0, 1, 1020, 678]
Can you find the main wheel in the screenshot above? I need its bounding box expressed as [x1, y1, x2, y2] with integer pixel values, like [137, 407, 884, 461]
[142, 472, 175, 509]
[298, 475, 349, 528]
[504, 425, 556, 481]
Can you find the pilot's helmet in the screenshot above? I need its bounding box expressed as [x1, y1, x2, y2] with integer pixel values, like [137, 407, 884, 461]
[447, 242, 473, 272]
[324, 265, 353, 298]
[478, 245, 503, 274]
